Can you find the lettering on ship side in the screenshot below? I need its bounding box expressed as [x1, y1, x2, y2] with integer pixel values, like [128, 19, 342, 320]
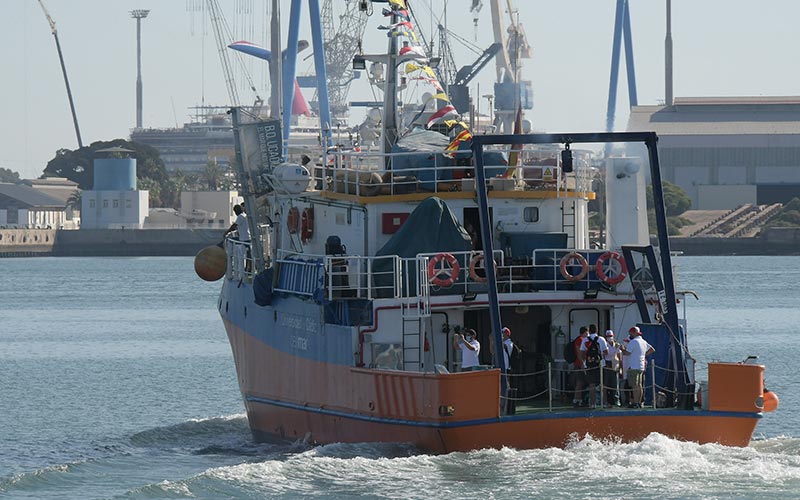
[278, 312, 320, 334]
[290, 335, 309, 351]
[657, 289, 669, 315]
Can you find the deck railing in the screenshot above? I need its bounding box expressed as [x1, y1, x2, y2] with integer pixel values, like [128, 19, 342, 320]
[498, 362, 694, 414]
[305, 146, 594, 198]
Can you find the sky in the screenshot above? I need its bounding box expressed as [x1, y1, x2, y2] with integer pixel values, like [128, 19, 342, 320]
[2, 0, 800, 180]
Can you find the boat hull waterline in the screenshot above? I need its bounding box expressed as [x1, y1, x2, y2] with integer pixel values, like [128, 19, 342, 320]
[223, 317, 761, 453]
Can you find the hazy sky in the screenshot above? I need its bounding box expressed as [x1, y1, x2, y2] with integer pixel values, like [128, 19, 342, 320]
[2, 0, 799, 180]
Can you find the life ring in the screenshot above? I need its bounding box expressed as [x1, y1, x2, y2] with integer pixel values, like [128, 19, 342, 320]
[427, 253, 460, 288]
[559, 252, 589, 282]
[468, 253, 496, 283]
[287, 207, 300, 234]
[301, 207, 314, 243]
[595, 251, 628, 285]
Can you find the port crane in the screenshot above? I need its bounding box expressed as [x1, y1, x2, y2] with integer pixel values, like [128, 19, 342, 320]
[36, 0, 83, 148]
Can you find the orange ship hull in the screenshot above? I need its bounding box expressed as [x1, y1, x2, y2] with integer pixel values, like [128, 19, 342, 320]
[225, 319, 763, 453]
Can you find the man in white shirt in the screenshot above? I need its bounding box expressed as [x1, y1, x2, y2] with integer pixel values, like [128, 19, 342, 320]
[603, 330, 622, 407]
[224, 204, 251, 272]
[581, 324, 608, 408]
[622, 326, 655, 408]
[454, 328, 480, 371]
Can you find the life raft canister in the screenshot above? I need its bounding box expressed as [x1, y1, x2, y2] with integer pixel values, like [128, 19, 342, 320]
[427, 253, 460, 288]
[301, 207, 314, 243]
[287, 207, 300, 234]
[595, 251, 628, 285]
[559, 252, 589, 282]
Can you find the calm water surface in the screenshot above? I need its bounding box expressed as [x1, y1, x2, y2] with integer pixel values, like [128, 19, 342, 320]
[0, 256, 798, 499]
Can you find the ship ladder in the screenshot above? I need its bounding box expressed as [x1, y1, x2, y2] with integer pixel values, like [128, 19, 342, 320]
[561, 200, 576, 248]
[401, 316, 423, 372]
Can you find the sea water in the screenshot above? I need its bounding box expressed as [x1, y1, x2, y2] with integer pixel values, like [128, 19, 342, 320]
[0, 256, 798, 499]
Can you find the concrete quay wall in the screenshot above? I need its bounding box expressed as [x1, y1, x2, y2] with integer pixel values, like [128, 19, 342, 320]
[54, 229, 223, 256]
[0, 228, 57, 256]
[0, 228, 222, 257]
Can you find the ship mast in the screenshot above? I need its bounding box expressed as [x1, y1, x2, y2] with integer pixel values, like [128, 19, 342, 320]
[381, 10, 400, 167]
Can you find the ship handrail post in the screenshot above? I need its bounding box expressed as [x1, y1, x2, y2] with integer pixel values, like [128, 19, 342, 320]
[599, 359, 604, 407]
[651, 362, 657, 408]
[548, 362, 553, 412]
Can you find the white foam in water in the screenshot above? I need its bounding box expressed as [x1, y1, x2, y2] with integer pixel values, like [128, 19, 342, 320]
[125, 434, 800, 500]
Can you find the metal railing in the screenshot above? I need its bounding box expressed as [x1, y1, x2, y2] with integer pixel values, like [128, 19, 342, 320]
[495, 361, 697, 413]
[226, 238, 256, 282]
[307, 146, 594, 198]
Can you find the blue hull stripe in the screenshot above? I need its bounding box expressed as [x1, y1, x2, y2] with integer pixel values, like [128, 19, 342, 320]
[245, 394, 761, 429]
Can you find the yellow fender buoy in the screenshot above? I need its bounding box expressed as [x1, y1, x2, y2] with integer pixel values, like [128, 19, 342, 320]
[194, 245, 227, 281]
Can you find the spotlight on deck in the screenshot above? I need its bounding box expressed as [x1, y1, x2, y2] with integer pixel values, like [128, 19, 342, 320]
[584, 289, 599, 299]
[353, 55, 366, 70]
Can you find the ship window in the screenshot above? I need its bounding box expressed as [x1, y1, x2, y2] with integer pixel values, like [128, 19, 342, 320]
[113, 199, 119, 208]
[126, 199, 132, 208]
[103, 200, 108, 208]
[524, 207, 539, 222]
[89, 200, 95, 208]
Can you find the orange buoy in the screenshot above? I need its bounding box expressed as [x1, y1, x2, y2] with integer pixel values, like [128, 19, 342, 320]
[763, 389, 779, 412]
[194, 245, 227, 281]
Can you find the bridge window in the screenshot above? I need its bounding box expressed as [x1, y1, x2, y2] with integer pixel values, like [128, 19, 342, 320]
[524, 207, 539, 223]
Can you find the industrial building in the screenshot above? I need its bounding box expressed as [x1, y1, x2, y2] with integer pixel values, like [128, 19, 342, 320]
[627, 96, 800, 210]
[81, 147, 149, 229]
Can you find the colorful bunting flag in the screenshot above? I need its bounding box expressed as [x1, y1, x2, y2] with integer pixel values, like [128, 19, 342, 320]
[399, 45, 427, 59]
[388, 0, 407, 8]
[378, 21, 413, 31]
[388, 29, 418, 42]
[446, 129, 473, 151]
[426, 105, 459, 129]
[425, 92, 450, 103]
[413, 76, 444, 92]
[382, 8, 410, 21]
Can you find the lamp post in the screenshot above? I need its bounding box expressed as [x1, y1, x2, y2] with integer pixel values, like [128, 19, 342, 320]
[130, 9, 150, 129]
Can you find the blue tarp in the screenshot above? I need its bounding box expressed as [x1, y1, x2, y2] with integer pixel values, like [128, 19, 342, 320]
[391, 128, 507, 190]
[373, 197, 472, 296]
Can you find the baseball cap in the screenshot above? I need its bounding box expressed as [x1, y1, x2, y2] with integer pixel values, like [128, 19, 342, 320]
[629, 326, 642, 336]
[501, 327, 511, 335]
[604, 329, 614, 337]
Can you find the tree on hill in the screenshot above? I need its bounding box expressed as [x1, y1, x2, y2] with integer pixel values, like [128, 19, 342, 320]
[0, 167, 20, 183]
[43, 139, 168, 191]
[765, 197, 800, 228]
[646, 181, 692, 216]
[43, 139, 170, 207]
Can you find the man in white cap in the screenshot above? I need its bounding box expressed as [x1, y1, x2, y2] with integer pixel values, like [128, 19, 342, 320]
[454, 328, 480, 371]
[621, 326, 655, 408]
[603, 329, 622, 407]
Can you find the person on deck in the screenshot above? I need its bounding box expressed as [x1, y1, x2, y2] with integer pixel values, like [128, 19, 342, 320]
[581, 324, 608, 408]
[571, 326, 589, 407]
[224, 204, 251, 273]
[603, 330, 622, 407]
[224, 204, 250, 242]
[454, 328, 481, 371]
[622, 326, 655, 408]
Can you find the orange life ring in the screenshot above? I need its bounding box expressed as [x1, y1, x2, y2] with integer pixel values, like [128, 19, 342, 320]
[287, 207, 300, 234]
[559, 252, 588, 281]
[468, 253, 497, 283]
[301, 207, 314, 243]
[595, 251, 628, 285]
[427, 253, 460, 288]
